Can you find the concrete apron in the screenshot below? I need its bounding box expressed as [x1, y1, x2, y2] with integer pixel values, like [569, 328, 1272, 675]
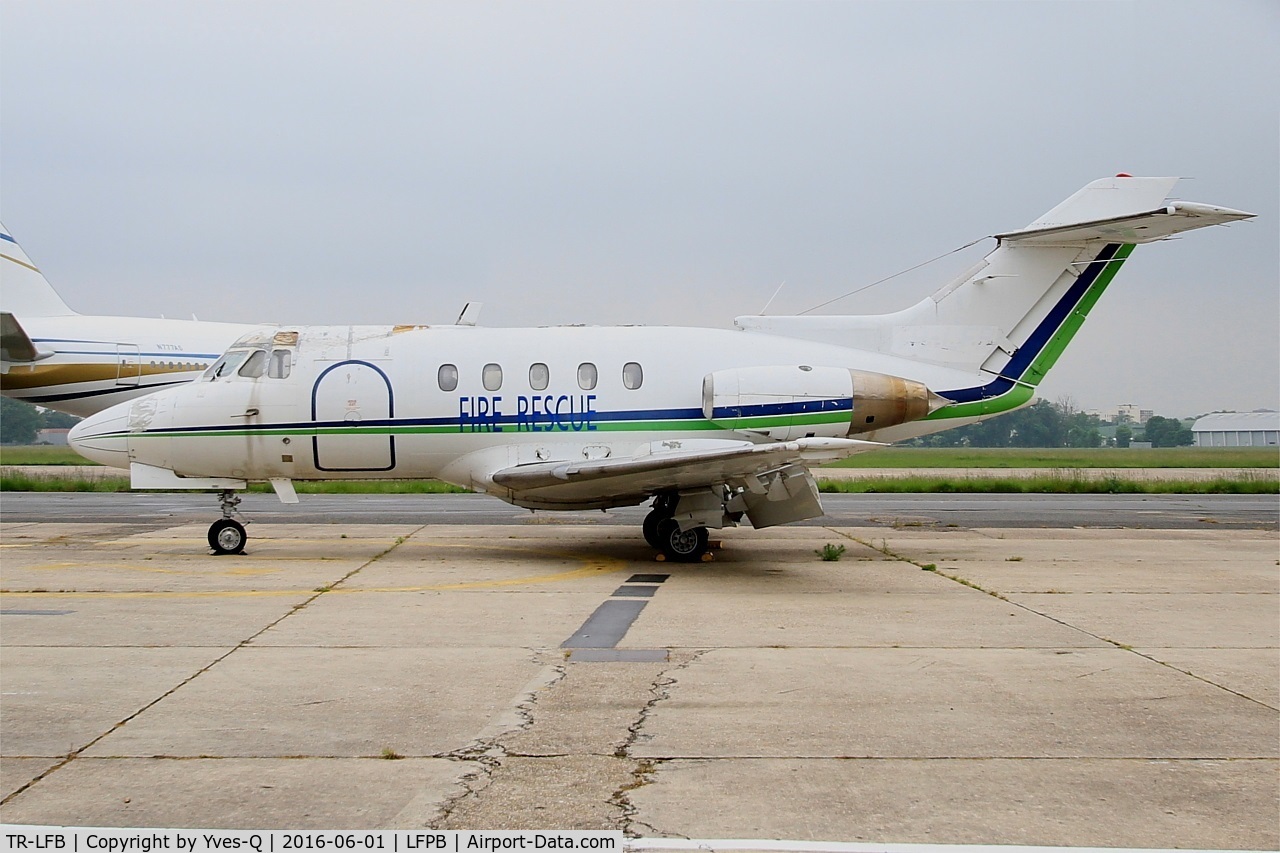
[0, 520, 1275, 849]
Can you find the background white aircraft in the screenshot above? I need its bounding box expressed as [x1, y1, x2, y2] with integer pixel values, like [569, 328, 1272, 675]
[69, 176, 1253, 560]
[0, 225, 254, 417]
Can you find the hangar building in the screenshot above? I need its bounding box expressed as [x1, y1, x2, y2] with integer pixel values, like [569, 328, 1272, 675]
[1191, 411, 1279, 447]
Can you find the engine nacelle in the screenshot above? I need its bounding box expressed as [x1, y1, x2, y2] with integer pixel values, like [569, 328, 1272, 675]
[702, 365, 945, 440]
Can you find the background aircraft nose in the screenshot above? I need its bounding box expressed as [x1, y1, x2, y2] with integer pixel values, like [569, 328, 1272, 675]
[68, 403, 133, 470]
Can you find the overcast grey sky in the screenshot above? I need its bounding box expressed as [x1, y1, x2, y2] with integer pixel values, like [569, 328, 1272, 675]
[2, 0, 1276, 416]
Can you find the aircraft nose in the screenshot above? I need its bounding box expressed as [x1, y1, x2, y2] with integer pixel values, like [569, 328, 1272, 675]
[68, 402, 133, 470]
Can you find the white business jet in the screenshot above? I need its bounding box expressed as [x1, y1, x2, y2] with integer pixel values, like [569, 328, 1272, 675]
[0, 225, 255, 417]
[69, 176, 1253, 560]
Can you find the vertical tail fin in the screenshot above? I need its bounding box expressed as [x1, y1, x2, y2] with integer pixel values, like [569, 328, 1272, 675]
[0, 224, 77, 317]
[736, 177, 1253, 410]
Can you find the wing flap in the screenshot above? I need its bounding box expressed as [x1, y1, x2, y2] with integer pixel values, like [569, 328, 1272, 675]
[489, 437, 882, 508]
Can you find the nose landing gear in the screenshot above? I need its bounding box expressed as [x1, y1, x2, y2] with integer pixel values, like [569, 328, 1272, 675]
[208, 490, 248, 555]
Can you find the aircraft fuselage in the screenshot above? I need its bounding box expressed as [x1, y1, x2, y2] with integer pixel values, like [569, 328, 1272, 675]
[76, 323, 977, 493]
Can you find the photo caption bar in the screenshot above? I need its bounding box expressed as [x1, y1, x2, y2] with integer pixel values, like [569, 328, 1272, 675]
[0, 829, 623, 853]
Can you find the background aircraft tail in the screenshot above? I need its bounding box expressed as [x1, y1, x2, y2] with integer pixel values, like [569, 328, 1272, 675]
[736, 177, 1253, 401]
[1, 224, 77, 317]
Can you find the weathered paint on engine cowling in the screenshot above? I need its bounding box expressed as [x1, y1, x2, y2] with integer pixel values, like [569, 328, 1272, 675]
[847, 369, 942, 434]
[702, 365, 943, 440]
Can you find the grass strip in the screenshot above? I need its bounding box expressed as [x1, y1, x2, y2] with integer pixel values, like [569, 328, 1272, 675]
[0, 446, 102, 466]
[814, 475, 1277, 495]
[0, 472, 466, 494]
[823, 446, 1277, 469]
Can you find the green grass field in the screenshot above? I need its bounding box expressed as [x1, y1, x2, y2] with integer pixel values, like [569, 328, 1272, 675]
[823, 446, 1278, 468]
[814, 474, 1276, 495]
[0, 445, 98, 465]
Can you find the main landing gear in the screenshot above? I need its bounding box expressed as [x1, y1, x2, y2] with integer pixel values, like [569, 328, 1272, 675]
[208, 490, 248, 555]
[643, 493, 712, 563]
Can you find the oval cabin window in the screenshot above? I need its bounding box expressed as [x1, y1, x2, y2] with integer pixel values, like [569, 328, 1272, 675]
[438, 364, 458, 392]
[483, 363, 503, 391]
[622, 362, 643, 390]
[529, 362, 549, 391]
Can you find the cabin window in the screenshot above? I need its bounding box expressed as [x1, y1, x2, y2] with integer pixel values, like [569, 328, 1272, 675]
[438, 364, 458, 392]
[268, 349, 292, 379]
[577, 362, 597, 391]
[622, 362, 643, 390]
[238, 350, 268, 378]
[483, 362, 503, 391]
[529, 362, 549, 391]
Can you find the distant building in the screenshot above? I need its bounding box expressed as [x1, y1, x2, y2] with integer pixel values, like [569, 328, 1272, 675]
[1114, 404, 1153, 426]
[36, 428, 71, 446]
[1192, 412, 1279, 448]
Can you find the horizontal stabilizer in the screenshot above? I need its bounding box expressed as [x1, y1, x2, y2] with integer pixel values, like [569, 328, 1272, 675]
[995, 202, 1255, 246]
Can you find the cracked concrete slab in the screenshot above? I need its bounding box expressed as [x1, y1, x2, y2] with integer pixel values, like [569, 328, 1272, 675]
[629, 757, 1279, 849]
[631, 647, 1278, 759]
[504, 662, 671, 757]
[436, 755, 634, 830]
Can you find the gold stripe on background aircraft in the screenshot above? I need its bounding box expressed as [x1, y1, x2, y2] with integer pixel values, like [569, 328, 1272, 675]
[0, 225, 254, 418]
[65, 176, 1253, 561]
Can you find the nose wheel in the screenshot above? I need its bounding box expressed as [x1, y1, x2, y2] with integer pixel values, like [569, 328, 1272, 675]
[209, 489, 248, 555]
[209, 518, 247, 555]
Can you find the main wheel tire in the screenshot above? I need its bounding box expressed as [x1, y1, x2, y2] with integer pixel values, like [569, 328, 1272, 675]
[656, 518, 708, 562]
[208, 518, 246, 555]
[642, 508, 668, 549]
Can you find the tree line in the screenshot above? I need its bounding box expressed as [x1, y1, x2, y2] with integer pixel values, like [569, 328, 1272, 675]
[908, 399, 1194, 448]
[1, 398, 82, 444]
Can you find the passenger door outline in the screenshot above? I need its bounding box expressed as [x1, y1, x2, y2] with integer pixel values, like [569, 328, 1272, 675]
[311, 360, 396, 472]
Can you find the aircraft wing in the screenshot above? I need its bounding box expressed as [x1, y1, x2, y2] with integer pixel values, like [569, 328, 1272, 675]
[0, 312, 54, 366]
[488, 436, 883, 519]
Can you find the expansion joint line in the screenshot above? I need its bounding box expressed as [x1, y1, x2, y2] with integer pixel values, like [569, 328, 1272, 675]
[0, 526, 426, 808]
[836, 531, 1277, 713]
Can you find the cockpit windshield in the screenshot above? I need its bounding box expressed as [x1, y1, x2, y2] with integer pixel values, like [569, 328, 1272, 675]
[203, 349, 255, 381]
[205, 329, 298, 381]
[238, 349, 268, 378]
